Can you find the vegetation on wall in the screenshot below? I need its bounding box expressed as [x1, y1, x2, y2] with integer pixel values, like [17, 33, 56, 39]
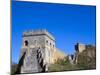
[11, 45, 96, 74]
[11, 62, 17, 75]
[48, 45, 96, 72]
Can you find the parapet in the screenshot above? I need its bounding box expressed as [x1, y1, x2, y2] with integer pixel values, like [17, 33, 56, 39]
[23, 29, 55, 41]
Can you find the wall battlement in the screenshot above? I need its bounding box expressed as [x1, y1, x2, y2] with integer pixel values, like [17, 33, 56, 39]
[23, 29, 55, 41]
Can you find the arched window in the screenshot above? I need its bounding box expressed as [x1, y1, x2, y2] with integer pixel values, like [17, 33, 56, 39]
[46, 40, 48, 46]
[53, 45, 54, 48]
[50, 42, 51, 46]
[46, 40, 48, 43]
[24, 40, 28, 46]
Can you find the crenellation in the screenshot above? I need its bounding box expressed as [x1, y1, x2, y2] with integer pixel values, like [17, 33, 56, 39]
[23, 29, 55, 41]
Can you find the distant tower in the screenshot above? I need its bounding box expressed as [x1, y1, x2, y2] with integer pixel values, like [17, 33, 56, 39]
[18, 29, 56, 73]
[75, 43, 86, 53]
[74, 43, 86, 64]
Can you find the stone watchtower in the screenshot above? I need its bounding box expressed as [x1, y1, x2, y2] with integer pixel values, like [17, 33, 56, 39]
[75, 43, 86, 53]
[18, 29, 56, 73]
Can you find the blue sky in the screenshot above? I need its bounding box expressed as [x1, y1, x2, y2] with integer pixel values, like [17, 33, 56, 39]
[12, 1, 96, 63]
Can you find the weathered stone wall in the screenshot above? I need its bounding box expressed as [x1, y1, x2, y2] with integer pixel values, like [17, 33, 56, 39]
[18, 29, 65, 73]
[21, 47, 40, 73]
[44, 35, 56, 64]
[52, 48, 66, 63]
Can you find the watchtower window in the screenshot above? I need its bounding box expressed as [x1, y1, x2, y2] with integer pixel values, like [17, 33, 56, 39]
[24, 40, 28, 46]
[50, 43, 51, 45]
[46, 40, 48, 44]
[53, 45, 54, 47]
